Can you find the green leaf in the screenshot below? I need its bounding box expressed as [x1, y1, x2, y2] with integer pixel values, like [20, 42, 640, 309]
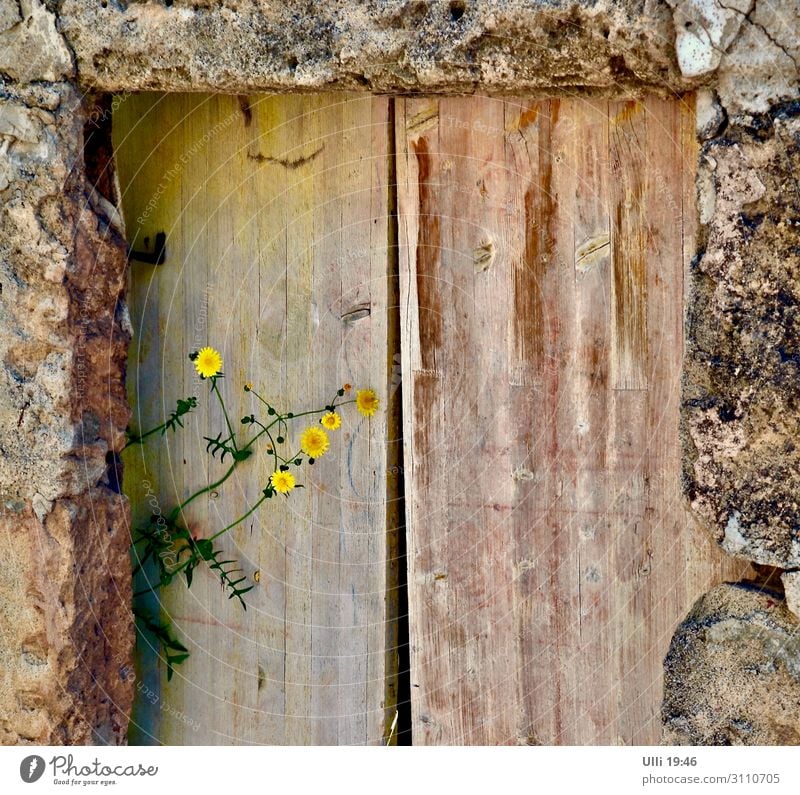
[204, 432, 238, 462]
[195, 539, 214, 560]
[206, 548, 253, 609]
[172, 524, 191, 541]
[229, 585, 254, 601]
[163, 396, 199, 435]
[232, 449, 253, 462]
[165, 637, 189, 653]
[133, 607, 191, 680]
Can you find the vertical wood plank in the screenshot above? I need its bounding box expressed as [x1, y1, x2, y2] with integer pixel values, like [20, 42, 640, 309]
[570, 98, 615, 743]
[609, 100, 648, 392]
[115, 92, 390, 745]
[397, 95, 750, 746]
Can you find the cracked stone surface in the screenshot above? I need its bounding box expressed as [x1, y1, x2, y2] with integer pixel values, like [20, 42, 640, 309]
[54, 0, 800, 117]
[59, 0, 694, 95]
[668, 0, 751, 78]
[662, 582, 800, 745]
[0, 82, 133, 744]
[668, 0, 800, 118]
[716, 1, 800, 117]
[683, 103, 800, 571]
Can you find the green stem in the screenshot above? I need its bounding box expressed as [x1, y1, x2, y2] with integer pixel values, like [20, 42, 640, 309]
[283, 448, 303, 466]
[242, 411, 285, 452]
[252, 420, 280, 471]
[283, 401, 353, 422]
[169, 463, 237, 522]
[133, 554, 195, 598]
[249, 389, 274, 413]
[243, 426, 269, 451]
[211, 377, 238, 452]
[122, 424, 165, 450]
[131, 546, 154, 578]
[208, 495, 267, 542]
[241, 394, 352, 459]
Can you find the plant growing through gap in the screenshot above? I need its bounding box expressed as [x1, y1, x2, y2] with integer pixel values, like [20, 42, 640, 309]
[125, 346, 380, 680]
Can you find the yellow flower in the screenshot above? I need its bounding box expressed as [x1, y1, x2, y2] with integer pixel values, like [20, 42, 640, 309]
[270, 470, 295, 494]
[356, 389, 379, 417]
[300, 426, 329, 458]
[320, 412, 342, 431]
[194, 346, 222, 379]
[244, 381, 253, 392]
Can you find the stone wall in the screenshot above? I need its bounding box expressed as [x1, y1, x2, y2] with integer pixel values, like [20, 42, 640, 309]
[0, 0, 798, 744]
[0, 72, 132, 742]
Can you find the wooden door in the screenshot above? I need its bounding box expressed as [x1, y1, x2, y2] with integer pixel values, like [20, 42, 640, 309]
[115, 93, 392, 744]
[395, 96, 748, 745]
[114, 92, 747, 745]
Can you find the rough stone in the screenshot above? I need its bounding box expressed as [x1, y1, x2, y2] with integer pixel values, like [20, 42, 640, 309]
[683, 104, 800, 570]
[668, 0, 751, 78]
[664, 0, 800, 119]
[0, 0, 794, 748]
[0, 83, 132, 744]
[0, 495, 133, 744]
[58, 0, 693, 95]
[695, 88, 726, 140]
[716, 1, 800, 118]
[54, 0, 800, 118]
[0, 0, 73, 82]
[662, 582, 800, 745]
[780, 571, 800, 619]
[0, 0, 21, 32]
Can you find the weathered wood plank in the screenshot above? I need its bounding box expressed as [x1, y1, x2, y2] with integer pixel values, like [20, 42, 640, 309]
[570, 98, 615, 743]
[115, 92, 390, 745]
[397, 95, 750, 745]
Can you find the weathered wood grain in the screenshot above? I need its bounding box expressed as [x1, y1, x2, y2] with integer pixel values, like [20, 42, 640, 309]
[115, 93, 390, 745]
[117, 91, 748, 747]
[396, 95, 750, 745]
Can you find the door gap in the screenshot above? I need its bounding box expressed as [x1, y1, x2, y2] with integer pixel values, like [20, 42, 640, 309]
[385, 96, 412, 745]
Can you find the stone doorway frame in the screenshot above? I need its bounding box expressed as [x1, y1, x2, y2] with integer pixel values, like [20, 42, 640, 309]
[2, 0, 798, 744]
